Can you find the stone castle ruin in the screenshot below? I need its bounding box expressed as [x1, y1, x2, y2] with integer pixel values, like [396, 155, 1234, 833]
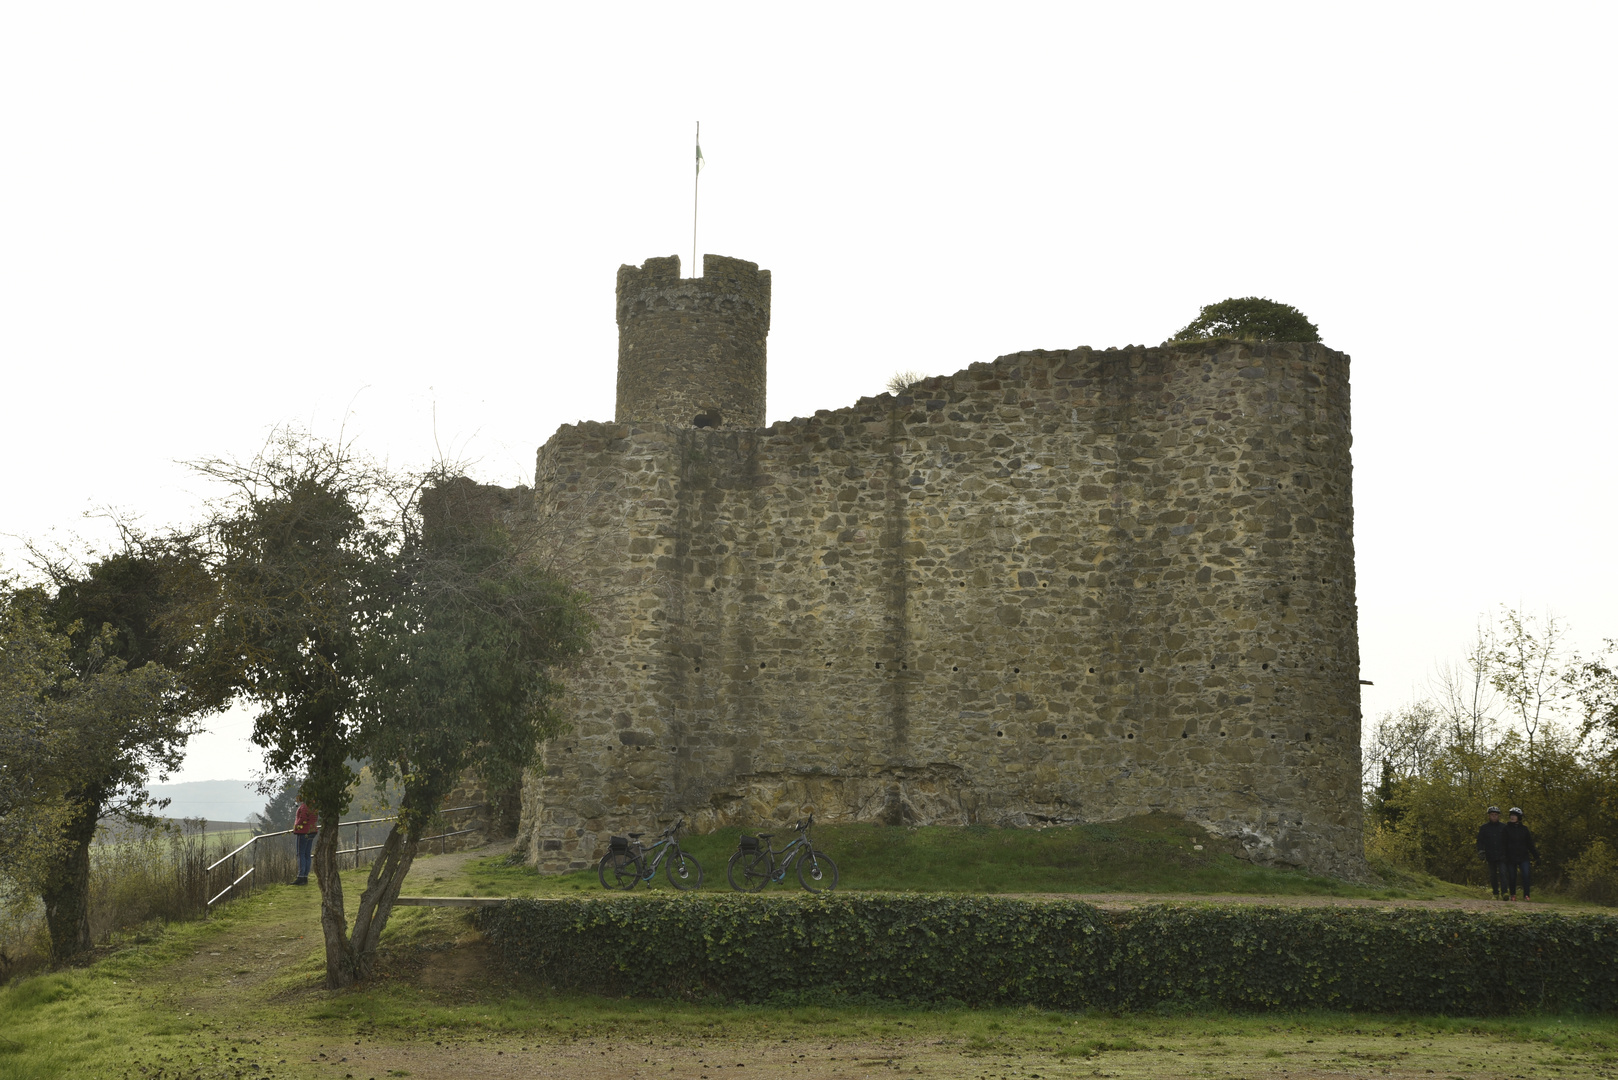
[509, 253, 1365, 878]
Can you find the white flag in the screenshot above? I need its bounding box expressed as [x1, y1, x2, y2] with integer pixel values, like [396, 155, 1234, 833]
[696, 141, 704, 174]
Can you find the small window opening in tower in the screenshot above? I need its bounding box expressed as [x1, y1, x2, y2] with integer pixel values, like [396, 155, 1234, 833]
[693, 407, 723, 428]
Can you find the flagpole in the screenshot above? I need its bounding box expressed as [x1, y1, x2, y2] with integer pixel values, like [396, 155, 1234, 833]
[692, 121, 700, 278]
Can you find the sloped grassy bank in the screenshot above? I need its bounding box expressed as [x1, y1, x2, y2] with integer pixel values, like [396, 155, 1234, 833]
[478, 894, 1618, 1014]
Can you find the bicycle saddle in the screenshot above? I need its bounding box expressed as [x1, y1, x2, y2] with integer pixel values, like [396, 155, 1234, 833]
[756, 833, 775, 840]
[627, 832, 645, 838]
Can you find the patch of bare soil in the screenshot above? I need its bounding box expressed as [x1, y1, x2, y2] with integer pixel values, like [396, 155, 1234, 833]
[279, 1032, 1611, 1080]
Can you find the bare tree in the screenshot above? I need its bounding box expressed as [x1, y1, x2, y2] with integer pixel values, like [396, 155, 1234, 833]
[1488, 607, 1568, 751]
[884, 370, 925, 395]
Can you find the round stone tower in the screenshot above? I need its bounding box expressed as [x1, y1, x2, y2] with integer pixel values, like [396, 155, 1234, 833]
[614, 253, 771, 429]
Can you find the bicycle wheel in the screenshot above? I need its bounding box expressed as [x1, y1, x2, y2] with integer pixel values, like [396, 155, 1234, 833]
[598, 851, 642, 890]
[665, 850, 704, 890]
[727, 849, 771, 892]
[797, 851, 838, 892]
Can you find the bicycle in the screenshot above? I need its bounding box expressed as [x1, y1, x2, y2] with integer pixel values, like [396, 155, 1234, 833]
[726, 814, 838, 892]
[598, 817, 703, 890]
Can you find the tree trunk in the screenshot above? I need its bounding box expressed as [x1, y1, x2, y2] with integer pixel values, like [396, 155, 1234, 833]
[312, 823, 358, 988]
[41, 798, 101, 961]
[350, 823, 419, 981]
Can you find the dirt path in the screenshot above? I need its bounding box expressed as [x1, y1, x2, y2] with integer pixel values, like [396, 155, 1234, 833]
[1004, 891, 1592, 912]
[277, 1030, 1615, 1080]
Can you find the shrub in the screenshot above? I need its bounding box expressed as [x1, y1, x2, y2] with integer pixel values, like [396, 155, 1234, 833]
[478, 894, 1618, 1013]
[1569, 839, 1618, 906]
[1171, 298, 1320, 344]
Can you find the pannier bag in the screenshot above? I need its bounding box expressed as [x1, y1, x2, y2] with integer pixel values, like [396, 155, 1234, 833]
[739, 835, 760, 851]
[609, 835, 630, 853]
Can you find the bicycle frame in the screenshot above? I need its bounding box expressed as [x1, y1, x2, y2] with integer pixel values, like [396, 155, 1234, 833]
[760, 834, 812, 881]
[632, 835, 679, 880]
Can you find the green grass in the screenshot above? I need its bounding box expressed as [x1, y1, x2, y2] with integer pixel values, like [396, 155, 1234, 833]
[461, 814, 1475, 899]
[2, 848, 1616, 1079]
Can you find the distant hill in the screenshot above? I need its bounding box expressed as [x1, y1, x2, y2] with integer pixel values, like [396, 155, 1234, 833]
[145, 779, 265, 825]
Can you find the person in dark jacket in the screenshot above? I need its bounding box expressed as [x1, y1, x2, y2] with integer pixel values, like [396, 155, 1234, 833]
[1503, 807, 1539, 901]
[1476, 806, 1508, 899]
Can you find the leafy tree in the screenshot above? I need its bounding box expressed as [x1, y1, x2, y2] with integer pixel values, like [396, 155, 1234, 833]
[1572, 641, 1618, 752]
[0, 589, 78, 895]
[1170, 297, 1321, 344]
[0, 581, 185, 957]
[193, 433, 591, 986]
[190, 433, 402, 986]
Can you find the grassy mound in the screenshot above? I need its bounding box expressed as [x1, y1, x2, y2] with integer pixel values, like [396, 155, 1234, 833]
[463, 814, 1467, 899]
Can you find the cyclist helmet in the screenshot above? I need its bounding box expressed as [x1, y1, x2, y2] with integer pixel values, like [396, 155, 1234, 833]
[1487, 806, 1500, 814]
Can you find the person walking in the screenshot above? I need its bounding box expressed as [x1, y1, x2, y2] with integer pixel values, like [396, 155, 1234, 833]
[292, 790, 318, 886]
[1503, 807, 1539, 901]
[1476, 805, 1508, 899]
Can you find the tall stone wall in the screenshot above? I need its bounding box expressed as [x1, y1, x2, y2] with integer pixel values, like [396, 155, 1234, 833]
[515, 340, 1364, 878]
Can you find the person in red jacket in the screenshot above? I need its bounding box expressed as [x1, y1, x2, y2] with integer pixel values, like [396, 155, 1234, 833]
[292, 790, 318, 886]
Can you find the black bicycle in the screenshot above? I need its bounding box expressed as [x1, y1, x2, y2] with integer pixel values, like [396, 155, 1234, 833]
[598, 817, 703, 890]
[727, 814, 838, 892]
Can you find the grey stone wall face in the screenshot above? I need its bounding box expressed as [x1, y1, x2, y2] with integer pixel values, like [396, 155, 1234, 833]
[614, 254, 770, 430]
[519, 341, 1364, 879]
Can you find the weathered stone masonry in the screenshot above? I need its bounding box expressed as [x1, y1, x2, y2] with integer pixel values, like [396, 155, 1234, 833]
[513, 254, 1365, 878]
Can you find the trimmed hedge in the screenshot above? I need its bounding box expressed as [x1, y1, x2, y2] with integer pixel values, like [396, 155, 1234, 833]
[476, 895, 1618, 1013]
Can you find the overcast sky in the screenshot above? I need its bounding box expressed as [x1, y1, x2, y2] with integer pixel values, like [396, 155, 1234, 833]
[3, 4, 1614, 787]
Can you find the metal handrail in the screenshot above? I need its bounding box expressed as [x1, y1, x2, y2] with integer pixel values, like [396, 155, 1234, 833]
[204, 802, 487, 908]
[207, 828, 292, 873]
[208, 866, 254, 906]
